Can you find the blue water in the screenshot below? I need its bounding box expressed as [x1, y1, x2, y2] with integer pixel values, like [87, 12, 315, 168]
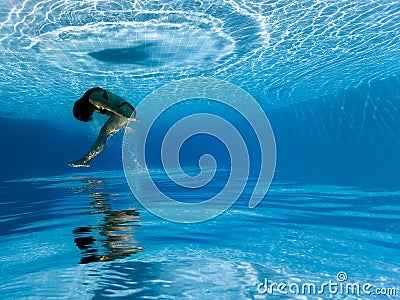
[1, 0, 400, 299]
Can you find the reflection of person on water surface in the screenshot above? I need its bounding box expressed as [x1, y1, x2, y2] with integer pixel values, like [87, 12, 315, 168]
[69, 87, 139, 167]
[72, 176, 143, 264]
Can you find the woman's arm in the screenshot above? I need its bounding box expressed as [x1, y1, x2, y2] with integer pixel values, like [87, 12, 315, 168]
[89, 89, 139, 122]
[89, 98, 126, 118]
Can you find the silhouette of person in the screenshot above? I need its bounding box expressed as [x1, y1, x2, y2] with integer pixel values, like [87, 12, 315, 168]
[69, 87, 139, 167]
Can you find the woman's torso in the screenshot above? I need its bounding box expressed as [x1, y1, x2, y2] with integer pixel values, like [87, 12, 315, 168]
[89, 89, 135, 118]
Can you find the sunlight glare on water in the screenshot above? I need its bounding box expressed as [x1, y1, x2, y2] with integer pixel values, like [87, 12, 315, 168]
[0, 0, 399, 120]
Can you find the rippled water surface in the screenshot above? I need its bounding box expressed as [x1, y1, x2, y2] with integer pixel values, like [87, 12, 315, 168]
[1, 170, 399, 299]
[1, 0, 400, 119]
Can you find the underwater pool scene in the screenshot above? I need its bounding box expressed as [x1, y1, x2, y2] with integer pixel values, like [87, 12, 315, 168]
[1, 0, 400, 299]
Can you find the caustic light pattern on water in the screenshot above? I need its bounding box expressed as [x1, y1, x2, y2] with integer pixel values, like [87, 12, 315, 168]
[0, 0, 399, 120]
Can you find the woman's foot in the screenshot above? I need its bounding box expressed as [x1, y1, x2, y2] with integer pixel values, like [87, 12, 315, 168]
[68, 158, 90, 168]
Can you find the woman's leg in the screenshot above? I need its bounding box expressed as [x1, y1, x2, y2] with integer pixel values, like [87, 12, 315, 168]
[69, 116, 127, 167]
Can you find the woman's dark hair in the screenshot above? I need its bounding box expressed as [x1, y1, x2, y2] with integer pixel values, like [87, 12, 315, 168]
[73, 87, 102, 122]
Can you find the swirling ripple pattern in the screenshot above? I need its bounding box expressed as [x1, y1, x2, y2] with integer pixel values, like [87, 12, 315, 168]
[122, 78, 276, 223]
[0, 0, 399, 120]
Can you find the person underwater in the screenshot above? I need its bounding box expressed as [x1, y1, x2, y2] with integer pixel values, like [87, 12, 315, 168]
[69, 87, 139, 167]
